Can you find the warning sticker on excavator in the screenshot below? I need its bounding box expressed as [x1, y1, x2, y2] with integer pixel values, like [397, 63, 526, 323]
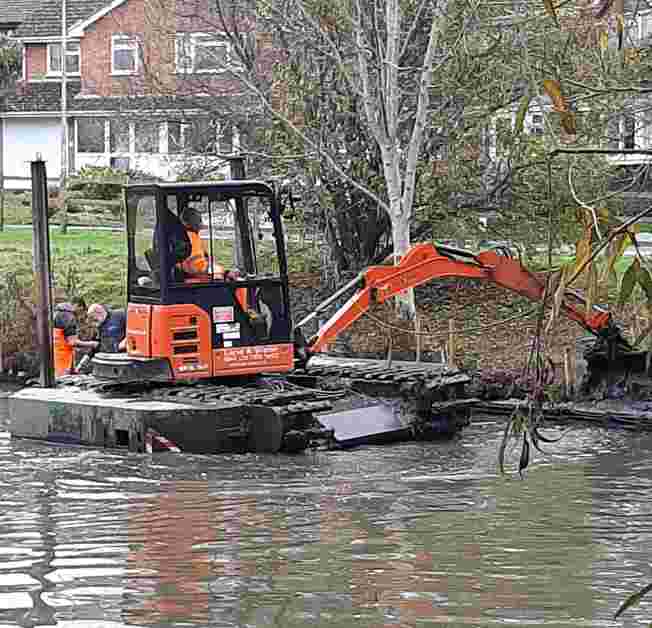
[215, 323, 240, 334]
[213, 306, 234, 323]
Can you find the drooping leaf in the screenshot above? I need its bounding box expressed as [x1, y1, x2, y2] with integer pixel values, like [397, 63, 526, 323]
[518, 432, 530, 478]
[543, 79, 567, 112]
[634, 321, 652, 347]
[604, 233, 631, 281]
[498, 415, 514, 475]
[597, 207, 609, 225]
[614, 582, 652, 619]
[619, 258, 641, 307]
[617, 14, 624, 50]
[639, 267, 652, 301]
[515, 94, 531, 136]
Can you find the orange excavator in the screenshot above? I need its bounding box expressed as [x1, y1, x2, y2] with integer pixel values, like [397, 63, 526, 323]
[91, 180, 628, 383]
[298, 242, 628, 358]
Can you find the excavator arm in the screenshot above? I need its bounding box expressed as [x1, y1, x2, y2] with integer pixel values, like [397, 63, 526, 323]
[298, 243, 626, 355]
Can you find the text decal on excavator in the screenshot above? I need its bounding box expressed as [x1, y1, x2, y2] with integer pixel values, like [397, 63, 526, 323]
[213, 306, 234, 323]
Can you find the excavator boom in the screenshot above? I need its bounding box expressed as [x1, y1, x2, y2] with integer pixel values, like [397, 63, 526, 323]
[302, 243, 623, 354]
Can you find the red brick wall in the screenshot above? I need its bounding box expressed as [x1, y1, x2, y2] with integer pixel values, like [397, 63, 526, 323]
[24, 45, 47, 81]
[79, 0, 267, 98]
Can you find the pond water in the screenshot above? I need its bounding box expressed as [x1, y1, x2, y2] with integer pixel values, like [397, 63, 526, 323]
[0, 415, 650, 627]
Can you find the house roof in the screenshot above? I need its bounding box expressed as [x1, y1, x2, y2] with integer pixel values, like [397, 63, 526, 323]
[2, 81, 257, 116]
[0, 0, 33, 28]
[14, 0, 114, 39]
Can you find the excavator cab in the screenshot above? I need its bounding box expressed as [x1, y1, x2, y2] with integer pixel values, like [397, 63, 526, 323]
[92, 181, 294, 382]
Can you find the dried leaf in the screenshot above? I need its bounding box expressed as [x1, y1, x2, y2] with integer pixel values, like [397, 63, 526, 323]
[560, 111, 576, 135]
[624, 48, 641, 64]
[571, 227, 592, 283]
[597, 207, 609, 225]
[617, 14, 624, 50]
[599, 30, 609, 50]
[546, 267, 569, 333]
[619, 258, 641, 307]
[543, 0, 560, 24]
[543, 79, 567, 112]
[586, 262, 598, 314]
[515, 94, 531, 135]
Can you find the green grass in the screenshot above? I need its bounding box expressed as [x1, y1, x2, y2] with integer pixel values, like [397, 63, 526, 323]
[0, 227, 127, 307]
[0, 224, 319, 310]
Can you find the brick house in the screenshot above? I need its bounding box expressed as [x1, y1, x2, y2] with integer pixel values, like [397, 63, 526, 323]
[2, 0, 269, 189]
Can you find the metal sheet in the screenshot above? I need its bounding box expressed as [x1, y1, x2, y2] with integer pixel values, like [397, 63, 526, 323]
[317, 404, 411, 448]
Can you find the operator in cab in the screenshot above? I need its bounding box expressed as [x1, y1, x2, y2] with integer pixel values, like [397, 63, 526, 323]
[53, 302, 99, 376]
[177, 207, 210, 281]
[87, 303, 127, 352]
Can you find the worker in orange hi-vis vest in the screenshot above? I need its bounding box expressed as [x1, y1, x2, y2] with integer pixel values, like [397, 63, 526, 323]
[177, 207, 210, 280]
[52, 302, 98, 376]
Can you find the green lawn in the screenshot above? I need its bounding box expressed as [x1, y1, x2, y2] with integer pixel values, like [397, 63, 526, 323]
[0, 224, 318, 309]
[0, 227, 127, 307]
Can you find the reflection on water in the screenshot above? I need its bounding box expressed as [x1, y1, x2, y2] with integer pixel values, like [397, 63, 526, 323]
[0, 417, 650, 627]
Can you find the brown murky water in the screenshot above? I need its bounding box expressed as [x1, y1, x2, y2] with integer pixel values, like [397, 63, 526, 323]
[0, 416, 650, 627]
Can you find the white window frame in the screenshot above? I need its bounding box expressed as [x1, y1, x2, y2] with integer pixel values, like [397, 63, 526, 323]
[639, 11, 652, 42]
[76, 118, 163, 156]
[46, 41, 81, 76]
[175, 32, 236, 74]
[111, 34, 140, 76]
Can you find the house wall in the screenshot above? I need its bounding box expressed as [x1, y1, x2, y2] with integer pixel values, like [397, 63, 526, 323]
[79, 0, 254, 98]
[3, 117, 61, 189]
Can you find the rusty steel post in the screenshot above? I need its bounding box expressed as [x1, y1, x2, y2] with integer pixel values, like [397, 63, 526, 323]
[31, 157, 55, 388]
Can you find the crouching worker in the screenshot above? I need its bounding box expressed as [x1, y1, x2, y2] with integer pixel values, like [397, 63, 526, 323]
[53, 302, 99, 376]
[87, 303, 127, 353]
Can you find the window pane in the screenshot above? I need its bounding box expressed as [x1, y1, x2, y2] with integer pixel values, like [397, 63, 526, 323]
[77, 118, 105, 153]
[189, 118, 215, 153]
[135, 122, 159, 153]
[167, 122, 183, 153]
[176, 36, 192, 72]
[65, 53, 79, 74]
[49, 44, 62, 72]
[114, 48, 136, 72]
[219, 124, 233, 154]
[195, 42, 226, 71]
[110, 119, 130, 153]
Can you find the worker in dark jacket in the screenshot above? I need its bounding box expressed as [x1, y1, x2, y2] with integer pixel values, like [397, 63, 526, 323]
[53, 302, 98, 376]
[87, 304, 127, 352]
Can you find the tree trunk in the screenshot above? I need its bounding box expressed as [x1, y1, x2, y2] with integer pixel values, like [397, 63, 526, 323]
[391, 205, 415, 319]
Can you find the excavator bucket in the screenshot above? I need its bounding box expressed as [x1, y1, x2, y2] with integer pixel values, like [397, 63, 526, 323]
[317, 404, 411, 448]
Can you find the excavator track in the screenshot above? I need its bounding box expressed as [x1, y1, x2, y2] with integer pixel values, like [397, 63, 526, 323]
[56, 357, 472, 453]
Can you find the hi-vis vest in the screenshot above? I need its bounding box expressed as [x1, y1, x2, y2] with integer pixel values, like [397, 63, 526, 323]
[53, 328, 74, 376]
[179, 231, 208, 275]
